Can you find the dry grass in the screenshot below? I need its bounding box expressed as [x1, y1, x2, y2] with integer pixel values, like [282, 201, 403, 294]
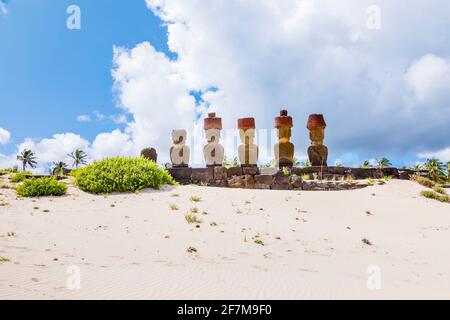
[411, 175, 436, 188]
[0, 256, 10, 262]
[421, 190, 449, 203]
[185, 213, 201, 224]
[189, 195, 202, 202]
[169, 203, 179, 210]
[362, 238, 372, 246]
[190, 207, 199, 213]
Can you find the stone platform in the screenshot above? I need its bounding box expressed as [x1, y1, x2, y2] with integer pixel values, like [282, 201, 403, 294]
[168, 166, 425, 191]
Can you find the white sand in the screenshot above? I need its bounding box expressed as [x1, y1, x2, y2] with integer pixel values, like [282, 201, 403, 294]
[0, 176, 449, 299]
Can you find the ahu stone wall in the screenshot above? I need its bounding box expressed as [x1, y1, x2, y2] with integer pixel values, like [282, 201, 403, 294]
[168, 166, 423, 191]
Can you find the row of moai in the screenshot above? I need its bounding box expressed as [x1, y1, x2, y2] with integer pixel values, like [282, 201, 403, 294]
[169, 110, 329, 168]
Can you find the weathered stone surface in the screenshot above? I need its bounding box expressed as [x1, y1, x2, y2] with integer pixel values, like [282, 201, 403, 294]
[381, 167, 399, 178]
[254, 183, 271, 189]
[170, 129, 190, 167]
[213, 166, 227, 180]
[209, 180, 228, 188]
[272, 183, 291, 190]
[141, 147, 157, 162]
[260, 167, 278, 175]
[290, 175, 303, 188]
[255, 175, 274, 185]
[242, 166, 259, 175]
[227, 166, 243, 177]
[168, 167, 192, 180]
[351, 168, 374, 179]
[228, 175, 254, 189]
[191, 168, 214, 183]
[327, 166, 347, 175]
[274, 110, 294, 167]
[274, 175, 289, 184]
[398, 169, 413, 180]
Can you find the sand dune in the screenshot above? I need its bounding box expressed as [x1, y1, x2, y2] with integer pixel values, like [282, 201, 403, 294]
[0, 176, 449, 299]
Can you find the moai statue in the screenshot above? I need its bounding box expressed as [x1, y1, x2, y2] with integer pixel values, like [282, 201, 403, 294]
[237, 117, 258, 166]
[141, 147, 157, 162]
[203, 112, 224, 166]
[170, 129, 190, 167]
[274, 110, 294, 167]
[307, 114, 328, 166]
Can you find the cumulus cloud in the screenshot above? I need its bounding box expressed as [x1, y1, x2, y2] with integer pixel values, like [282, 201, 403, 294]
[4, 0, 450, 168]
[405, 54, 450, 105]
[418, 147, 450, 162]
[77, 114, 91, 122]
[0, 1, 7, 15]
[0, 127, 11, 144]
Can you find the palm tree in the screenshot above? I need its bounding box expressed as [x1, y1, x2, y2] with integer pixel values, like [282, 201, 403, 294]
[17, 149, 37, 172]
[299, 160, 311, 168]
[412, 163, 424, 171]
[424, 158, 446, 182]
[68, 149, 87, 168]
[376, 157, 392, 168]
[52, 161, 68, 176]
[447, 162, 450, 183]
[360, 160, 371, 168]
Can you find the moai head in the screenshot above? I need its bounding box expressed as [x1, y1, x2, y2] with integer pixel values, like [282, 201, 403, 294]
[275, 110, 293, 142]
[141, 147, 157, 162]
[307, 114, 326, 145]
[204, 112, 222, 142]
[172, 129, 187, 145]
[237, 117, 256, 145]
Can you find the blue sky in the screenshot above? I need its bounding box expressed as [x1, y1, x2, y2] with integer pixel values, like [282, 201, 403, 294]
[0, 0, 170, 154]
[1, 1, 450, 170]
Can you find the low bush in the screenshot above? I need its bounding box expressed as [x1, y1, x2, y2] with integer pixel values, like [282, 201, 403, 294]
[420, 190, 449, 203]
[432, 186, 447, 195]
[72, 157, 174, 194]
[15, 177, 67, 197]
[10, 172, 32, 183]
[411, 175, 436, 188]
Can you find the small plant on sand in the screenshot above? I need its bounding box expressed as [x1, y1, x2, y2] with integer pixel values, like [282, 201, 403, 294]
[282, 167, 290, 176]
[301, 174, 311, 180]
[190, 207, 199, 213]
[0, 256, 10, 262]
[185, 213, 201, 224]
[15, 177, 67, 197]
[169, 203, 179, 210]
[420, 191, 449, 203]
[365, 210, 372, 215]
[362, 238, 372, 246]
[254, 239, 264, 246]
[72, 157, 174, 194]
[209, 222, 218, 226]
[0, 183, 11, 189]
[0, 200, 9, 206]
[7, 231, 17, 237]
[366, 178, 374, 186]
[10, 171, 31, 183]
[410, 175, 436, 188]
[186, 246, 198, 253]
[382, 176, 392, 182]
[170, 193, 180, 197]
[189, 195, 202, 202]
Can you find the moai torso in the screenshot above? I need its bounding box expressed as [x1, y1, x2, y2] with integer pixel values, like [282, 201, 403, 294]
[237, 117, 258, 166]
[203, 113, 224, 166]
[307, 114, 328, 166]
[274, 110, 294, 167]
[170, 129, 190, 167]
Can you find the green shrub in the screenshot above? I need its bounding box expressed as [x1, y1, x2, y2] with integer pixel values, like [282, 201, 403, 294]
[420, 190, 449, 203]
[411, 175, 436, 188]
[10, 172, 32, 183]
[72, 157, 174, 194]
[15, 177, 67, 197]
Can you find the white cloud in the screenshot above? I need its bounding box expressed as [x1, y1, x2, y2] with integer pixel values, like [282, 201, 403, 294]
[0, 2, 7, 15]
[5, 1, 450, 168]
[90, 129, 137, 160]
[93, 110, 106, 121]
[77, 114, 91, 122]
[111, 114, 127, 124]
[418, 147, 450, 162]
[0, 127, 11, 144]
[405, 54, 450, 104]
